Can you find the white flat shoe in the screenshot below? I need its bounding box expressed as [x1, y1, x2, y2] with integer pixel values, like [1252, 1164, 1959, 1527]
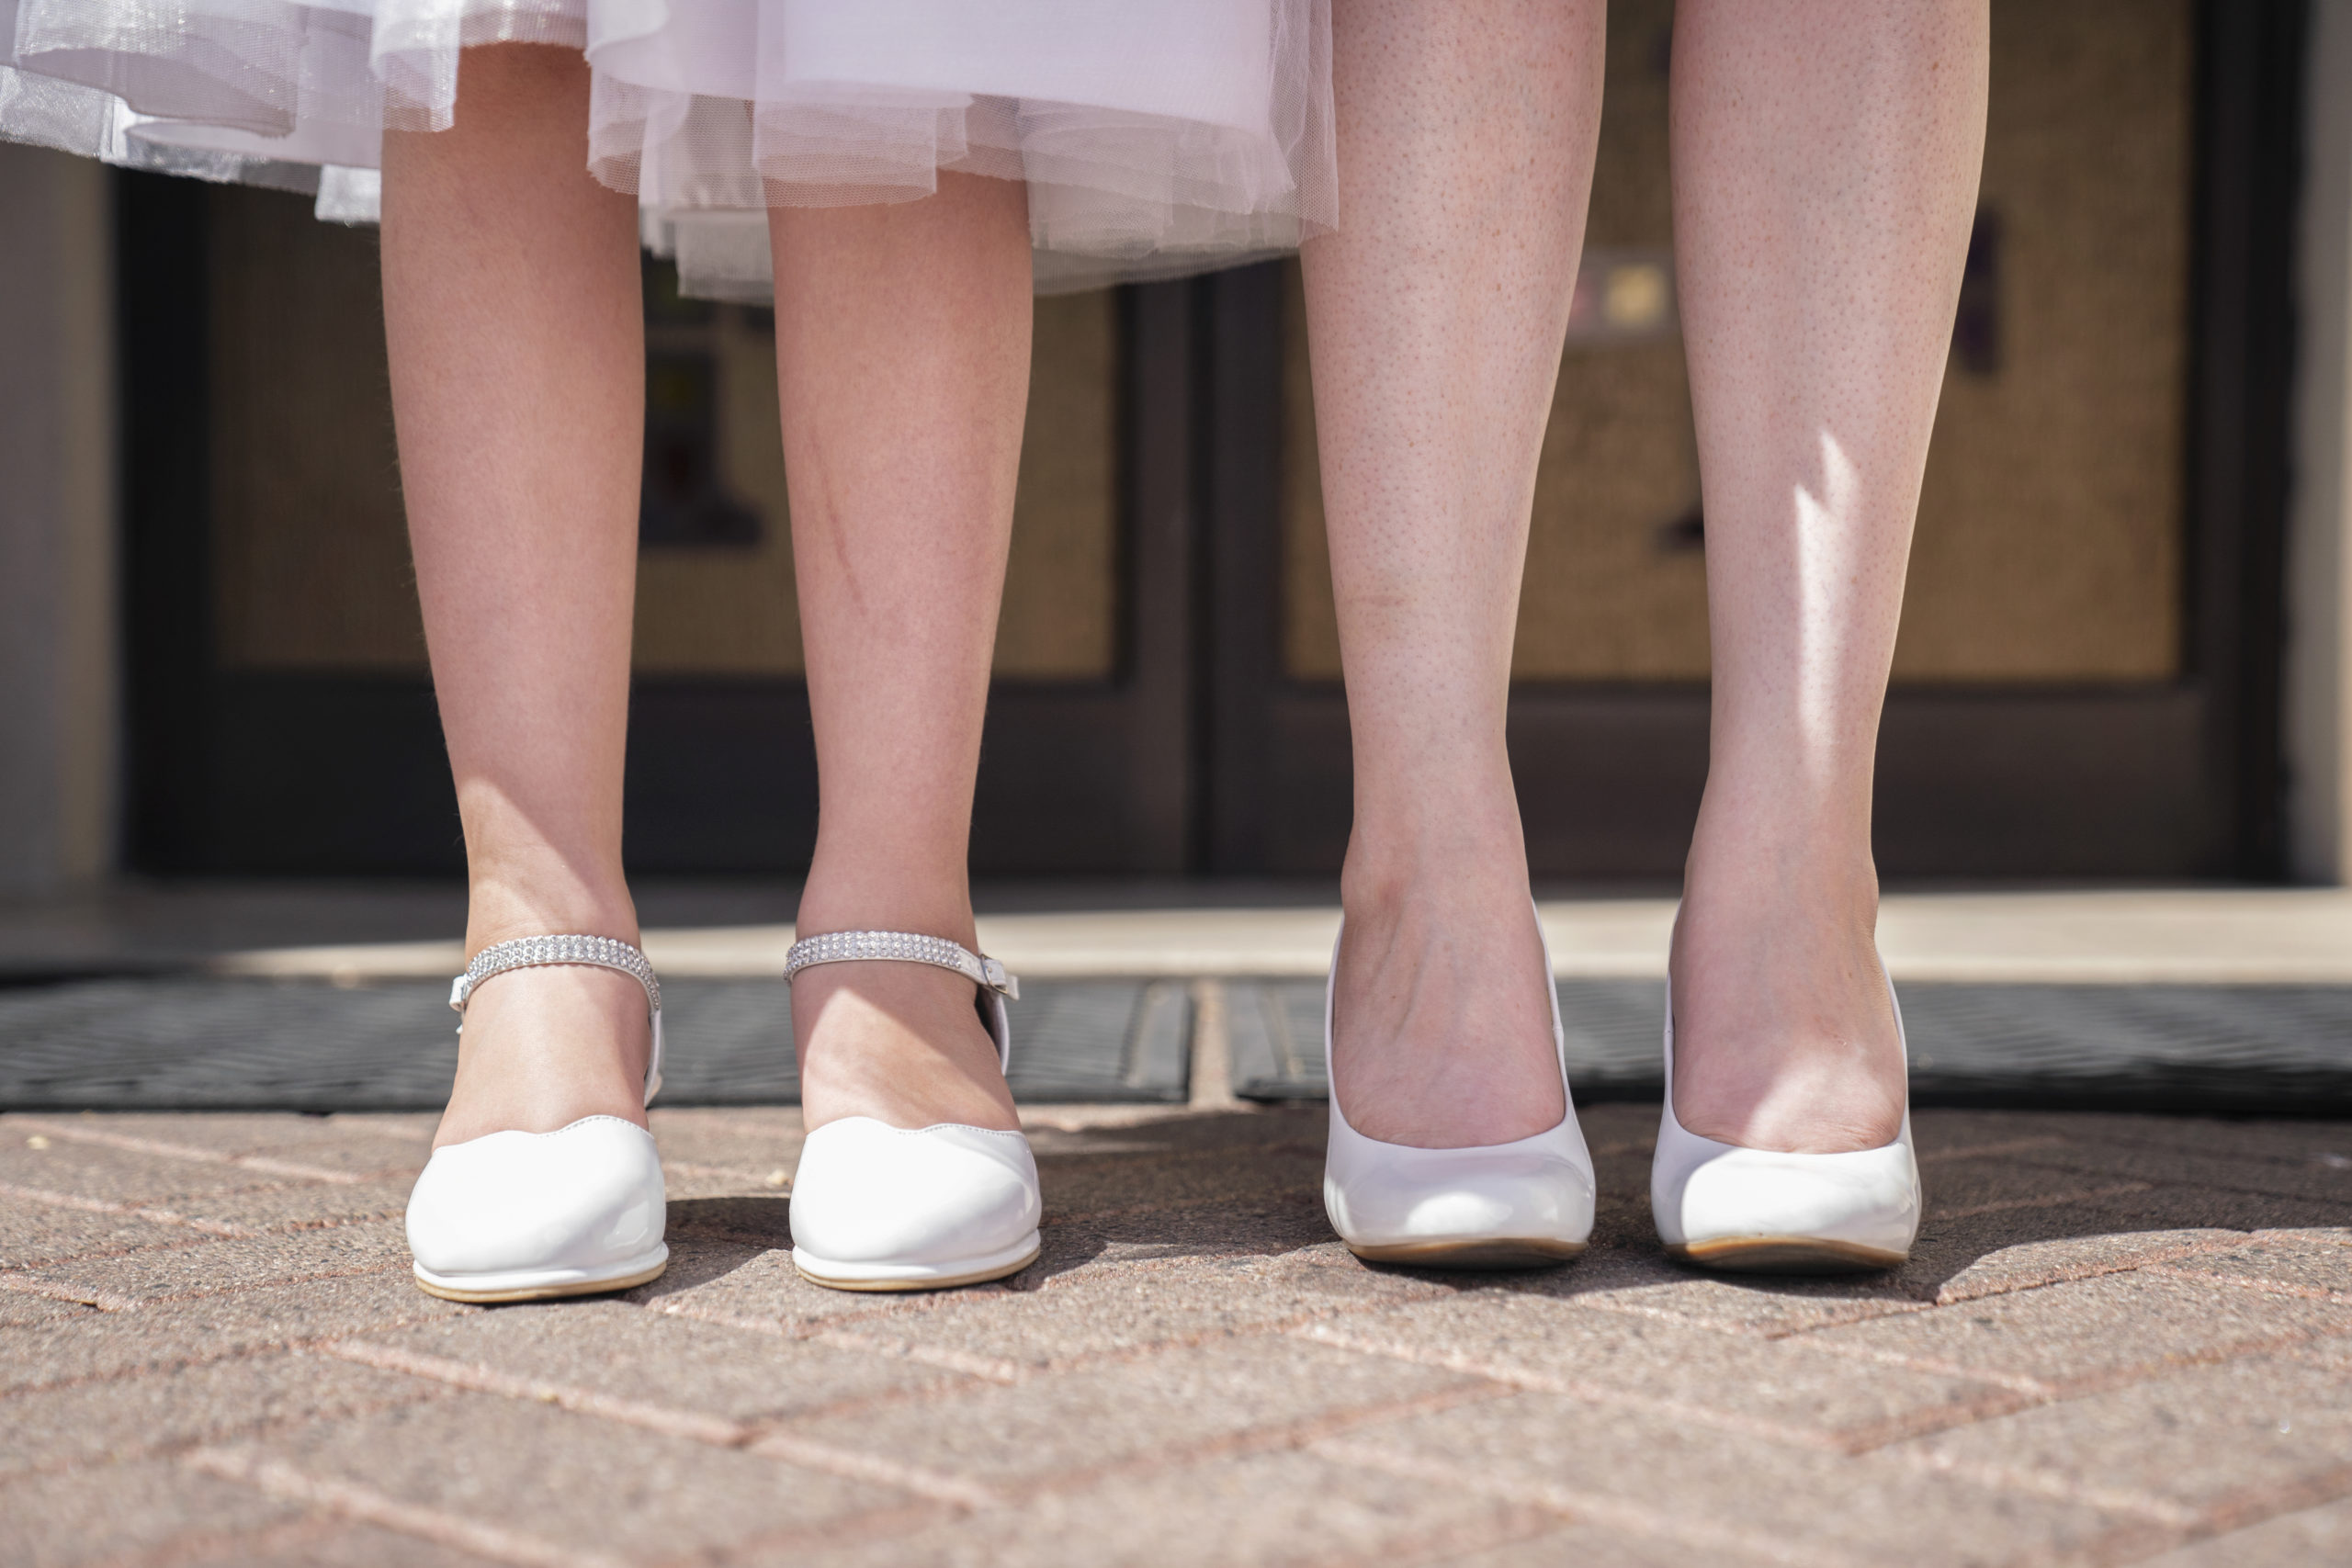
[783, 931, 1042, 1292]
[1651, 964, 1921, 1273]
[1322, 908, 1595, 1268]
[406, 935, 670, 1303]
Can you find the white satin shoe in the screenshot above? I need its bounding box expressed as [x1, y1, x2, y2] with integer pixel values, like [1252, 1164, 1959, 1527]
[1322, 911, 1595, 1268]
[1651, 965, 1921, 1273]
[784, 931, 1042, 1292]
[406, 935, 670, 1303]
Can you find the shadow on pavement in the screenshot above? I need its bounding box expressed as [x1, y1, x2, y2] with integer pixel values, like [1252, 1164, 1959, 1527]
[629, 1103, 2351, 1307]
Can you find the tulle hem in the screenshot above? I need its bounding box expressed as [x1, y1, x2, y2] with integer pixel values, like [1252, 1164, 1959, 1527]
[0, 0, 1334, 297]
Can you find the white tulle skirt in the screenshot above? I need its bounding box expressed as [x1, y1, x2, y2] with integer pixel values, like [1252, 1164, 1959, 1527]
[0, 0, 1334, 295]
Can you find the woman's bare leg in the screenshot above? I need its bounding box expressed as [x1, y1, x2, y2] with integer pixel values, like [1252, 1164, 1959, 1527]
[382, 44, 651, 1149]
[772, 175, 1034, 1134]
[1304, 0, 1606, 1146]
[1668, 1, 1987, 1151]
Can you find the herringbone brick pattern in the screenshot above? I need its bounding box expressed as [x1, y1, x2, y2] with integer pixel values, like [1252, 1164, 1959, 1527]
[2, 1104, 2346, 1567]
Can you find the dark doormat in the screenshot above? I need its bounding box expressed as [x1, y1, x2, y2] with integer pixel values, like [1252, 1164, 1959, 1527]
[1227, 979, 2352, 1115]
[6, 973, 2346, 1115]
[0, 976, 1189, 1111]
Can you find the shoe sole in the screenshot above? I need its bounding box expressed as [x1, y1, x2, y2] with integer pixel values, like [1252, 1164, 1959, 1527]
[411, 1257, 670, 1304]
[1668, 1237, 1908, 1274]
[1346, 1238, 1587, 1269]
[793, 1240, 1042, 1293]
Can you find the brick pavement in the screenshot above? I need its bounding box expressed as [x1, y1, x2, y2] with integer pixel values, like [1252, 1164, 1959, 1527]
[1, 1103, 2346, 1567]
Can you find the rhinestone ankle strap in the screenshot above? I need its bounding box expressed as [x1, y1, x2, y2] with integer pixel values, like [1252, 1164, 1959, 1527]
[782, 931, 1019, 1000]
[448, 934, 665, 1105]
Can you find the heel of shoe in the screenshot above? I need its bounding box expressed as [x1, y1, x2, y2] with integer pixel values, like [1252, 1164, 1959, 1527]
[1653, 964, 1920, 1274]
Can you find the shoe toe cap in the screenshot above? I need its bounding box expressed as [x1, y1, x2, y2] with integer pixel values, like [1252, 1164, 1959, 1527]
[1666, 1145, 1920, 1252]
[1328, 1150, 1594, 1249]
[1396, 1180, 1560, 1237]
[789, 1121, 1041, 1267]
[406, 1119, 667, 1276]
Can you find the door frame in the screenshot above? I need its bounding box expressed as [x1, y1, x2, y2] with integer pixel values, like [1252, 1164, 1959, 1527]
[1193, 0, 2307, 880]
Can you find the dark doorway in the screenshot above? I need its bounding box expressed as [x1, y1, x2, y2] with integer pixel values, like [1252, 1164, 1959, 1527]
[119, 0, 2299, 885]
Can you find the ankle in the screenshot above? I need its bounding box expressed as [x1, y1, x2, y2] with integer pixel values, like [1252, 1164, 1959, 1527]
[1685, 807, 1876, 912]
[793, 961, 1016, 1133]
[1341, 814, 1530, 917]
[464, 879, 639, 955]
[796, 859, 977, 949]
[1688, 769, 1872, 864]
[434, 962, 653, 1145]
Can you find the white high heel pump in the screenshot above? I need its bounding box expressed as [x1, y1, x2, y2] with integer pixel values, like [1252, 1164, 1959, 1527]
[1651, 965, 1921, 1272]
[783, 931, 1042, 1292]
[1322, 911, 1595, 1267]
[406, 935, 671, 1303]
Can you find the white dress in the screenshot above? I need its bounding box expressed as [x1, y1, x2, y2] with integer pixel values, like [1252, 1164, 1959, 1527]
[0, 0, 1334, 295]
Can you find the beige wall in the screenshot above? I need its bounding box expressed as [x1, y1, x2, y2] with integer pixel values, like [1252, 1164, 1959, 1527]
[0, 144, 116, 895]
[2288, 0, 2352, 884]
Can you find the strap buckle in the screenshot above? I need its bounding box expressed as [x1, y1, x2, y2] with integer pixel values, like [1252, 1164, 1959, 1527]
[979, 955, 1019, 1001]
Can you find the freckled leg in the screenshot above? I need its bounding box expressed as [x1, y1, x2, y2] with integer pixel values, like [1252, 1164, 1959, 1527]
[1668, 0, 1987, 1152]
[1305, 0, 1606, 1146]
[769, 175, 1036, 1133]
[381, 44, 651, 1147]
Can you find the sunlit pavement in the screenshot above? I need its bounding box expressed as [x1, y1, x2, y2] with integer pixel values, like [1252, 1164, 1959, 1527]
[1, 884, 2348, 1563]
[2, 1101, 2348, 1565]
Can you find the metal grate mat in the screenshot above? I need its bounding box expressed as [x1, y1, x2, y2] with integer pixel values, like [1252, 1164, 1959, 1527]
[0, 976, 1188, 1111]
[1228, 979, 2352, 1115]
